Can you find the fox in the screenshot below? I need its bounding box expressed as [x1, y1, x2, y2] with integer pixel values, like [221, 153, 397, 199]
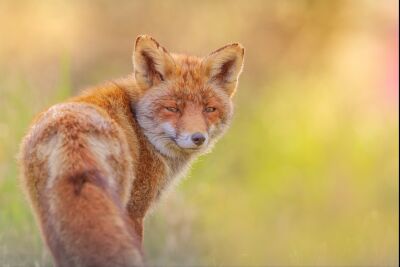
[18, 35, 244, 267]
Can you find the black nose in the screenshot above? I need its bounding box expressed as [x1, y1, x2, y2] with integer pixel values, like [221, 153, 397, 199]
[191, 132, 206, 146]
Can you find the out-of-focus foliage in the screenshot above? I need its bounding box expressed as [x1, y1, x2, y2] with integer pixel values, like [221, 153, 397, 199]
[0, 0, 398, 266]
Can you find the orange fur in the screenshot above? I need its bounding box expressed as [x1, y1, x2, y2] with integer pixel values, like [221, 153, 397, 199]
[19, 35, 244, 267]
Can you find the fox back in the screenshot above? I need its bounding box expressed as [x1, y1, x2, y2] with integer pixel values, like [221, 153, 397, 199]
[19, 35, 244, 267]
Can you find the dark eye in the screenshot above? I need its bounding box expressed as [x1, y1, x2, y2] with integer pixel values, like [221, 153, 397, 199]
[205, 107, 216, 113]
[165, 107, 179, 113]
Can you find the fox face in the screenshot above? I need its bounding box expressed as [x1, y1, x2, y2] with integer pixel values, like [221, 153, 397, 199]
[133, 36, 244, 157]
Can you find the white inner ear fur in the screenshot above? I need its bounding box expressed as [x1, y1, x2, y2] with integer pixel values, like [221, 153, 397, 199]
[208, 52, 243, 82]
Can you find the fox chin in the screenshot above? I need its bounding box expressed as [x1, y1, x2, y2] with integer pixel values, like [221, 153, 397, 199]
[19, 35, 244, 267]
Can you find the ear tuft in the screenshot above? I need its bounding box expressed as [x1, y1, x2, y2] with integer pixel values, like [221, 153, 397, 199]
[135, 35, 161, 50]
[203, 43, 245, 96]
[133, 35, 175, 89]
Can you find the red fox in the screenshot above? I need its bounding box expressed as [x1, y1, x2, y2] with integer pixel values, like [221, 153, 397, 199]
[19, 35, 244, 267]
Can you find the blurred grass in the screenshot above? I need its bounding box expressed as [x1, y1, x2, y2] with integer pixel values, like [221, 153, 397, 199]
[0, 0, 398, 266]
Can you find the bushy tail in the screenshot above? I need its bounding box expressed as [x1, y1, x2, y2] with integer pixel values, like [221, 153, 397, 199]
[41, 169, 143, 267]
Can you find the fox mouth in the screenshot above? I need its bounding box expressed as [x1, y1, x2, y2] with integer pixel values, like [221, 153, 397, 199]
[169, 137, 203, 152]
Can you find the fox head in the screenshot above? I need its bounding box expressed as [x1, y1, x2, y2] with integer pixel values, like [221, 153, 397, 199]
[133, 35, 244, 158]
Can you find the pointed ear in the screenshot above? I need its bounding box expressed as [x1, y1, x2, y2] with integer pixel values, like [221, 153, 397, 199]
[202, 43, 244, 96]
[133, 35, 175, 89]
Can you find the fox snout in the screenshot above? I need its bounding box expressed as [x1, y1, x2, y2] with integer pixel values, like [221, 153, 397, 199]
[175, 131, 209, 149]
[161, 122, 209, 150]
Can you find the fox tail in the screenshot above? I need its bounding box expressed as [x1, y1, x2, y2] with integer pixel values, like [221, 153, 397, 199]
[39, 169, 143, 267]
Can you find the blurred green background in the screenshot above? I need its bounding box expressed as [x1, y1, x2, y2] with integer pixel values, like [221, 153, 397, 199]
[0, 0, 398, 266]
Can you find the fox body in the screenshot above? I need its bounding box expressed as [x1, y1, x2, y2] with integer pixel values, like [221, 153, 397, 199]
[19, 35, 244, 267]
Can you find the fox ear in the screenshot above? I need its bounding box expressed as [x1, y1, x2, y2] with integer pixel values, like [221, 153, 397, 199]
[133, 35, 175, 89]
[203, 43, 244, 96]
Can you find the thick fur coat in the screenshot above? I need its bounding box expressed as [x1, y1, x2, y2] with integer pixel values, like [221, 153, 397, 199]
[19, 35, 244, 267]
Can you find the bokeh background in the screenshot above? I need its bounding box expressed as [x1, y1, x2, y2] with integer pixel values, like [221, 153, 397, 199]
[0, 0, 398, 266]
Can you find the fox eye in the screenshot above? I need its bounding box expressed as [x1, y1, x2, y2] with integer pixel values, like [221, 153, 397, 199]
[165, 107, 179, 113]
[205, 107, 217, 113]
